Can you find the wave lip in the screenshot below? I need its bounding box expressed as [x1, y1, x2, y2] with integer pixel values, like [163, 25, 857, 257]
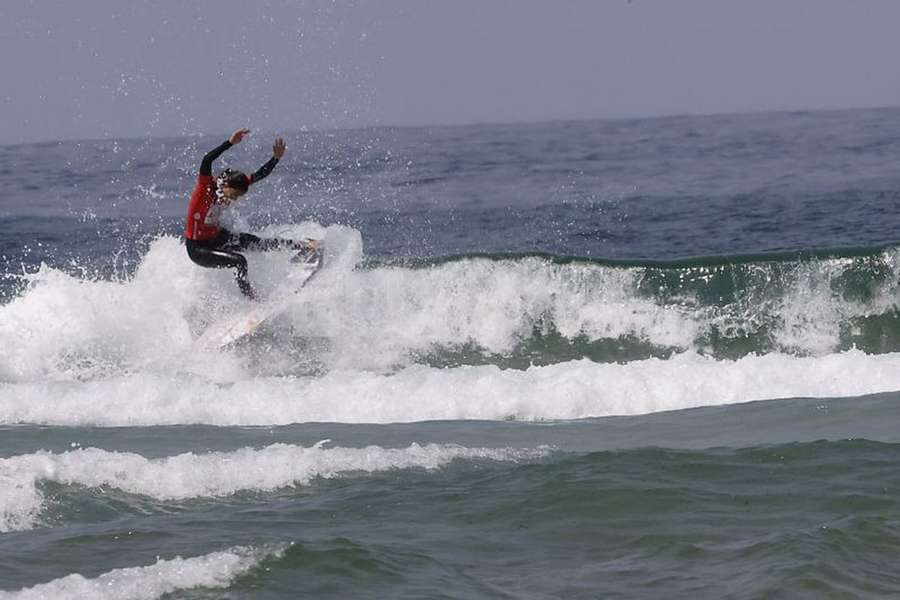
[0, 442, 547, 532]
[0, 544, 286, 600]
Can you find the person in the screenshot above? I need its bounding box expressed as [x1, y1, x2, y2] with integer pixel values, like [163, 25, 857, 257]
[184, 128, 318, 300]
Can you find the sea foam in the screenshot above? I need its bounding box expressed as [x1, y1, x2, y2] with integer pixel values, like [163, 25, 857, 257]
[1, 349, 899, 428]
[0, 544, 285, 599]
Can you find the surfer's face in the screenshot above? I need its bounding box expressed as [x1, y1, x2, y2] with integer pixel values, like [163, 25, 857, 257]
[218, 185, 246, 201]
[215, 170, 249, 202]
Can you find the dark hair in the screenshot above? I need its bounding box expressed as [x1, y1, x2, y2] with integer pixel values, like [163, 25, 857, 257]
[218, 168, 250, 192]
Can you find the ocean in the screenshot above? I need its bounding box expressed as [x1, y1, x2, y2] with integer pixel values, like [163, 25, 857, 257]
[3, 107, 900, 598]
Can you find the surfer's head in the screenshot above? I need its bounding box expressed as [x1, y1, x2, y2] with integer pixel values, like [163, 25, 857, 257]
[216, 169, 250, 200]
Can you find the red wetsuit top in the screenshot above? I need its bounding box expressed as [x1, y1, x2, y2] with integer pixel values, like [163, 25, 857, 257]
[185, 173, 222, 241]
[184, 139, 279, 241]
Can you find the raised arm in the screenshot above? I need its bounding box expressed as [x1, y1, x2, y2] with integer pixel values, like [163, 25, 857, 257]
[199, 140, 232, 176]
[198, 128, 250, 176]
[249, 156, 278, 183]
[249, 137, 286, 185]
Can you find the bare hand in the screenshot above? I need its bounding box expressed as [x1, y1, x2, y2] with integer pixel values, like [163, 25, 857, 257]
[295, 238, 319, 251]
[229, 128, 250, 145]
[273, 137, 286, 159]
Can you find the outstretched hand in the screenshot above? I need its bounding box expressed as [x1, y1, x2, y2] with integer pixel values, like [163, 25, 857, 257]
[229, 128, 250, 144]
[292, 238, 320, 251]
[273, 137, 286, 159]
[289, 238, 321, 264]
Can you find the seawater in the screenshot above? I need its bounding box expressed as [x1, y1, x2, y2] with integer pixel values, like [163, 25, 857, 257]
[3, 108, 900, 598]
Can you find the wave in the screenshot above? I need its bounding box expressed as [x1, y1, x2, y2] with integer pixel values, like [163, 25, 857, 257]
[387, 243, 900, 366]
[0, 442, 545, 532]
[4, 350, 900, 427]
[3, 227, 900, 381]
[0, 544, 285, 599]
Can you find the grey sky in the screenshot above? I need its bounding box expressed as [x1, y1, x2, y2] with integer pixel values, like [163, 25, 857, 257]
[3, 1, 900, 144]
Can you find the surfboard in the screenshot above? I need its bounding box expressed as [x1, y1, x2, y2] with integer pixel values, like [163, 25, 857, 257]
[195, 246, 323, 350]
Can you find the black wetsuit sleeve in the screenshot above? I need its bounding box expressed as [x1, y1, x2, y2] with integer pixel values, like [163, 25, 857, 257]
[199, 140, 233, 176]
[250, 157, 279, 184]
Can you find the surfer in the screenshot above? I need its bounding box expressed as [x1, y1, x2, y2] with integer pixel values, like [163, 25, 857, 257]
[184, 128, 318, 300]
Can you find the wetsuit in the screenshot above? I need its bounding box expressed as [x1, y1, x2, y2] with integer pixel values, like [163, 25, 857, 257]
[184, 140, 289, 299]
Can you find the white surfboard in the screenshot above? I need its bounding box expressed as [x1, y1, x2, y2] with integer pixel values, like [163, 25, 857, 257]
[195, 247, 322, 350]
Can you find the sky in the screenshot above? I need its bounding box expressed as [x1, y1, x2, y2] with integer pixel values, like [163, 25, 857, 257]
[2, 0, 900, 144]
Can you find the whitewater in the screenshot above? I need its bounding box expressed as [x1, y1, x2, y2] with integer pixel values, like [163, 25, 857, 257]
[4, 225, 900, 428]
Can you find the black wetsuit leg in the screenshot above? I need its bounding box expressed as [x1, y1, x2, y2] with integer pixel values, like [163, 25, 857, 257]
[232, 232, 289, 251]
[186, 231, 256, 299]
[185, 230, 297, 299]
